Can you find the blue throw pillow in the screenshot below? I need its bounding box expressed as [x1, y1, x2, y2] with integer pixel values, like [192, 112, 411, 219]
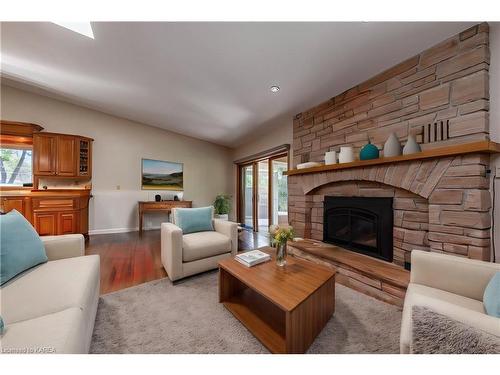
[0, 315, 4, 335]
[483, 272, 500, 318]
[0, 210, 48, 285]
[174, 207, 214, 234]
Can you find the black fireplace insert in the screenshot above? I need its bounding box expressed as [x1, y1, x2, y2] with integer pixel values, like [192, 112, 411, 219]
[323, 196, 393, 262]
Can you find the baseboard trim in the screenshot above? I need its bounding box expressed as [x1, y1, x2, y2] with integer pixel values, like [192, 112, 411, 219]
[89, 226, 161, 235]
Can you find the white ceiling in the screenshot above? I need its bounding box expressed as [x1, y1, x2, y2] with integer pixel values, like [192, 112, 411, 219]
[0, 22, 475, 147]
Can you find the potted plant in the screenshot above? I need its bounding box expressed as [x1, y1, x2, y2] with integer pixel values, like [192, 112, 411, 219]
[269, 224, 295, 266]
[213, 194, 231, 220]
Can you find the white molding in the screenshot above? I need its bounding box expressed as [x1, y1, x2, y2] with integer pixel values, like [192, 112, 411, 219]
[89, 226, 161, 236]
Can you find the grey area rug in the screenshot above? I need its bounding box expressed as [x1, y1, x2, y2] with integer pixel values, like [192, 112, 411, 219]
[90, 271, 402, 353]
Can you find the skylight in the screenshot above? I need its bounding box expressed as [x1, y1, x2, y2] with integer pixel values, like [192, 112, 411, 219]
[52, 22, 94, 39]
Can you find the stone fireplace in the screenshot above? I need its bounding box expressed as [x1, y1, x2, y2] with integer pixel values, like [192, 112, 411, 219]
[285, 23, 495, 305]
[288, 154, 492, 266]
[287, 151, 494, 305]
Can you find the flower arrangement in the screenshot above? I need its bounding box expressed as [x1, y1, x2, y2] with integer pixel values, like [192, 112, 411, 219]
[269, 224, 295, 246]
[269, 224, 294, 267]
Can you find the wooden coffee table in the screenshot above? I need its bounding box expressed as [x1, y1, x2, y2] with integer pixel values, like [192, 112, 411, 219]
[218, 247, 336, 354]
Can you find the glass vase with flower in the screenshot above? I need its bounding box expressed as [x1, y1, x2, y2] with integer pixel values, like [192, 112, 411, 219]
[269, 224, 295, 266]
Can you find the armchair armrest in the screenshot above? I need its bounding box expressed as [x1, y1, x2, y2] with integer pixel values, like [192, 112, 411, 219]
[161, 222, 184, 281]
[41, 234, 85, 261]
[213, 219, 238, 255]
[410, 250, 500, 301]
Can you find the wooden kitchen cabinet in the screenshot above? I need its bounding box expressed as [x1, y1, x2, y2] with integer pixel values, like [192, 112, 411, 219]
[0, 196, 32, 222]
[33, 133, 93, 179]
[2, 123, 93, 237]
[1, 197, 25, 213]
[56, 135, 78, 176]
[33, 133, 57, 176]
[58, 211, 78, 235]
[32, 196, 82, 236]
[33, 212, 58, 236]
[77, 138, 92, 177]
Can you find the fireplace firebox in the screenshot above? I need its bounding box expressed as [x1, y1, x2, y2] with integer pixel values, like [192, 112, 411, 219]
[323, 196, 393, 262]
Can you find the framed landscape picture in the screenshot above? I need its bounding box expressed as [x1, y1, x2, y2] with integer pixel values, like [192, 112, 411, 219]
[141, 158, 183, 191]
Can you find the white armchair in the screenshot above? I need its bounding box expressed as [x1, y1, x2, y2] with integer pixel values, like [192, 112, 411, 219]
[161, 212, 238, 282]
[400, 250, 500, 353]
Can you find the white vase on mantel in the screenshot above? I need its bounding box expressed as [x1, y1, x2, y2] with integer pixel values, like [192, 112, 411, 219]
[324, 150, 337, 165]
[338, 146, 355, 164]
[403, 134, 421, 155]
[383, 133, 402, 157]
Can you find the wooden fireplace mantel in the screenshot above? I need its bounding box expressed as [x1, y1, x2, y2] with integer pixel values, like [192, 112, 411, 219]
[284, 141, 500, 176]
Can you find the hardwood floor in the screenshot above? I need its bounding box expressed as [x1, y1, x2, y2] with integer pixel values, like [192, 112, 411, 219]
[86, 228, 270, 294]
[237, 228, 271, 250]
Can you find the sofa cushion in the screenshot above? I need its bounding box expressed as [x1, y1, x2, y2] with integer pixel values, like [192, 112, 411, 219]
[0, 210, 48, 285]
[182, 231, 231, 262]
[0, 307, 87, 354]
[483, 272, 500, 318]
[174, 207, 214, 234]
[0, 255, 100, 325]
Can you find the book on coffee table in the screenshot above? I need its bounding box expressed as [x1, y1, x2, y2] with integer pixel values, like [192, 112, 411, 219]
[235, 250, 271, 267]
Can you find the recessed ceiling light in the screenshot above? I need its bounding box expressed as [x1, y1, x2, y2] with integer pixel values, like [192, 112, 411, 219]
[270, 85, 280, 93]
[52, 22, 94, 39]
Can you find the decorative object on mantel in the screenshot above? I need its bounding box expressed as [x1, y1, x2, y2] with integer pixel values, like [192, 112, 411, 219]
[269, 224, 294, 266]
[213, 194, 231, 220]
[359, 138, 380, 161]
[284, 141, 500, 176]
[155, 194, 161, 202]
[339, 146, 355, 163]
[383, 133, 402, 157]
[297, 161, 322, 169]
[324, 150, 337, 165]
[403, 134, 422, 155]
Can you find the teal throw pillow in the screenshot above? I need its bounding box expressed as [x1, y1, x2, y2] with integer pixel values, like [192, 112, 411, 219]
[0, 210, 48, 285]
[0, 315, 4, 335]
[174, 207, 214, 234]
[483, 272, 500, 318]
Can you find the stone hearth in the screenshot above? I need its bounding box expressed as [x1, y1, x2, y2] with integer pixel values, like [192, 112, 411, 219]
[288, 239, 410, 306]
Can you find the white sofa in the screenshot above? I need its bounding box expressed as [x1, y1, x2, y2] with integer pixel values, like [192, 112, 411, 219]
[161, 211, 238, 281]
[400, 250, 500, 354]
[0, 234, 100, 354]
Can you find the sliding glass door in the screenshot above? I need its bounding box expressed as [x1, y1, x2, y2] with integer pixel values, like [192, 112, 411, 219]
[241, 164, 254, 229]
[237, 152, 288, 232]
[257, 160, 269, 232]
[271, 156, 288, 226]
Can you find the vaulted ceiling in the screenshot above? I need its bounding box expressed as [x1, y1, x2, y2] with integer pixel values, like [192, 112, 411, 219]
[1, 22, 474, 146]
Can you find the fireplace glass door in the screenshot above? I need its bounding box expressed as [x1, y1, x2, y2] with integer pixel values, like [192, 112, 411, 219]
[328, 208, 378, 250]
[324, 197, 393, 262]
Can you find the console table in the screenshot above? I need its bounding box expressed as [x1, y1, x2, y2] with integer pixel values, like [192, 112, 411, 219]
[138, 200, 192, 235]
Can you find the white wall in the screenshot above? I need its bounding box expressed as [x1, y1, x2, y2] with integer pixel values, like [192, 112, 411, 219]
[0, 85, 233, 234]
[489, 22, 500, 262]
[232, 120, 293, 161]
